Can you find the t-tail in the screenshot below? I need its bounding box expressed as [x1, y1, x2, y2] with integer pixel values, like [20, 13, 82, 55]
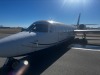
[77, 13, 81, 29]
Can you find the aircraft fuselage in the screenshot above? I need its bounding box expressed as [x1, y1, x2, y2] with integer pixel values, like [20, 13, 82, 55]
[0, 20, 75, 57]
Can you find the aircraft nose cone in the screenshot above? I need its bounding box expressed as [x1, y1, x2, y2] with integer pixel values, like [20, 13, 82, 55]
[0, 32, 36, 57]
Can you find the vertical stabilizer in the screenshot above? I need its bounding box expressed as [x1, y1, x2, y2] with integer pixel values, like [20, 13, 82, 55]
[77, 13, 81, 28]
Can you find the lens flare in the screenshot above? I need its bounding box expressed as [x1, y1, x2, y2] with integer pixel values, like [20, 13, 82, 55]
[24, 60, 28, 65]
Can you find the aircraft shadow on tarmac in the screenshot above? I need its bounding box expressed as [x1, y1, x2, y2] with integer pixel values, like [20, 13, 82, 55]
[22, 42, 71, 75]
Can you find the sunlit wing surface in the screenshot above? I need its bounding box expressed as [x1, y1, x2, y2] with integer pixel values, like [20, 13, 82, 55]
[74, 29, 100, 33]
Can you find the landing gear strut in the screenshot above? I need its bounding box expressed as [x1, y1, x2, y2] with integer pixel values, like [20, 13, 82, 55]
[82, 32, 86, 39]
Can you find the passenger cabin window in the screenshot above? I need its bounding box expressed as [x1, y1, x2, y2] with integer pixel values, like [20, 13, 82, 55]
[27, 23, 48, 32]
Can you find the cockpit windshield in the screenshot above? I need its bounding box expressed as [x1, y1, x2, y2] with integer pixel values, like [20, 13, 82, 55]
[27, 23, 48, 32]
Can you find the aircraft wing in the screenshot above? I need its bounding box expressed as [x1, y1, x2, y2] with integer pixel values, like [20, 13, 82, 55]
[74, 29, 100, 33]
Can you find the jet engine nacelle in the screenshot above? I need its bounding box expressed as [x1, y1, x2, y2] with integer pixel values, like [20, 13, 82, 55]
[78, 24, 86, 29]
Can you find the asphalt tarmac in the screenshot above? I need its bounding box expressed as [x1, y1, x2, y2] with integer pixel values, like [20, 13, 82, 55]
[0, 33, 100, 75]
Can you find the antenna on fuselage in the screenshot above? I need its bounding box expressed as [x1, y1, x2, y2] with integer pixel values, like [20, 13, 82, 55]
[48, 17, 55, 21]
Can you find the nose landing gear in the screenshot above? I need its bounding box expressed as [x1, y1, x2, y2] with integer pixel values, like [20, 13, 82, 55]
[0, 58, 18, 74]
[1, 57, 29, 75]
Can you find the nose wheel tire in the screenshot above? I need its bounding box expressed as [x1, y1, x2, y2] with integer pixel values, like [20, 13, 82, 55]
[12, 60, 20, 69]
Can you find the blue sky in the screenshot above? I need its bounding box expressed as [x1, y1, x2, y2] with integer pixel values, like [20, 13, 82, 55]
[0, 0, 100, 27]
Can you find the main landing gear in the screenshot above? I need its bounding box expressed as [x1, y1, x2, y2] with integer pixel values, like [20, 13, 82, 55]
[82, 32, 86, 39]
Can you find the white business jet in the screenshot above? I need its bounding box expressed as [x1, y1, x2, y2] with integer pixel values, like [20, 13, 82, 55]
[0, 14, 100, 69]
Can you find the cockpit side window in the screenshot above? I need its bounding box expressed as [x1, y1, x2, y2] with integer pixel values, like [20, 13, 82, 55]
[27, 23, 48, 32]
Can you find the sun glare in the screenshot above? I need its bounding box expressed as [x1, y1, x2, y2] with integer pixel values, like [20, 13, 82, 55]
[70, 0, 86, 3]
[63, 0, 91, 7]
